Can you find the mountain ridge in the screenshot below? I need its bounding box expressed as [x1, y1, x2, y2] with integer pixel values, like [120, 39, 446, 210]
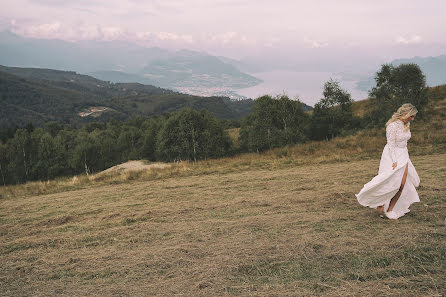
[0, 31, 262, 98]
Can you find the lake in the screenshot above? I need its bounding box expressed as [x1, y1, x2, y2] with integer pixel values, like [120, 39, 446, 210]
[237, 70, 369, 106]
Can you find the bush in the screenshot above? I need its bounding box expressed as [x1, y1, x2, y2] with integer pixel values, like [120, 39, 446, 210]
[156, 109, 233, 162]
[239, 95, 310, 152]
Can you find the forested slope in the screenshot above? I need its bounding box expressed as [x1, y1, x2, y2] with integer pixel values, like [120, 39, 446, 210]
[0, 66, 258, 126]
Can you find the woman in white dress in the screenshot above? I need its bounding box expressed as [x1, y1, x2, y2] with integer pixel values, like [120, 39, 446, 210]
[356, 103, 420, 219]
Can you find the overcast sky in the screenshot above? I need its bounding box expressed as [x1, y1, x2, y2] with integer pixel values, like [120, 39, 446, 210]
[1, 0, 446, 62]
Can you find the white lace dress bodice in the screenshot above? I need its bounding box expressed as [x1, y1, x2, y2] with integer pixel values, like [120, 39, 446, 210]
[386, 120, 411, 163]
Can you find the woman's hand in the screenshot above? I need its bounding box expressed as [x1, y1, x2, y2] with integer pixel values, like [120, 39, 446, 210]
[392, 162, 397, 170]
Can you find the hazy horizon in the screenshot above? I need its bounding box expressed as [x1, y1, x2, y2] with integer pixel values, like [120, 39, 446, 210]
[2, 1, 445, 62]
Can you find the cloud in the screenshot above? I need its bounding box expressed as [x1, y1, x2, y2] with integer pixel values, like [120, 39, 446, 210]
[137, 31, 193, 44]
[304, 37, 328, 49]
[157, 32, 192, 43]
[202, 31, 255, 46]
[395, 35, 422, 45]
[77, 24, 102, 40]
[101, 26, 124, 40]
[10, 21, 128, 42]
[218, 32, 237, 44]
[30, 0, 93, 7]
[24, 22, 62, 38]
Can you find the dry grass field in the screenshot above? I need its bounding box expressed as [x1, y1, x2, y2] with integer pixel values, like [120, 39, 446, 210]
[1, 152, 445, 296]
[1, 95, 445, 296]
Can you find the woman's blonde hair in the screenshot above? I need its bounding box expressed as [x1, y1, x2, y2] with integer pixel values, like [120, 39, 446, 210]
[386, 103, 418, 131]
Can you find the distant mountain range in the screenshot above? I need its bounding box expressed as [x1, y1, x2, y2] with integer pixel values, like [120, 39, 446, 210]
[0, 31, 261, 99]
[355, 55, 446, 92]
[0, 65, 261, 127]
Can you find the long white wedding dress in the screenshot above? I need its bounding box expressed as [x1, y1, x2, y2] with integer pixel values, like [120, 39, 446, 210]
[355, 120, 420, 219]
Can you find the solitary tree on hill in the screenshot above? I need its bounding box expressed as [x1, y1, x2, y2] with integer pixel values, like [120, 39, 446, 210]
[367, 63, 428, 126]
[311, 79, 356, 140]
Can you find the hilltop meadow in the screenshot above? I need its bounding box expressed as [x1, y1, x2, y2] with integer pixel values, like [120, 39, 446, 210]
[1, 84, 446, 296]
[1, 62, 445, 296]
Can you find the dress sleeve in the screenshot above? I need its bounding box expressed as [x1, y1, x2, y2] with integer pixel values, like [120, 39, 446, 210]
[386, 122, 398, 164]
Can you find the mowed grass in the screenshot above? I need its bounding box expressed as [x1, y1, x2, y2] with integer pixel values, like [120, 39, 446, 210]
[1, 152, 445, 296]
[1, 94, 445, 296]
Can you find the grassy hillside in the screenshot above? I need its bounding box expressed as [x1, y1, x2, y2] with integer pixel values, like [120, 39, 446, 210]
[351, 83, 446, 118]
[1, 86, 445, 296]
[1, 90, 445, 197]
[0, 153, 445, 296]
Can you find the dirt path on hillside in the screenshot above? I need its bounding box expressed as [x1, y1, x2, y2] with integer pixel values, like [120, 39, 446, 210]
[99, 160, 170, 175]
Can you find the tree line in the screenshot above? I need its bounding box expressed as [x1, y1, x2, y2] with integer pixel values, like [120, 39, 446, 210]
[0, 63, 429, 185]
[0, 109, 235, 185]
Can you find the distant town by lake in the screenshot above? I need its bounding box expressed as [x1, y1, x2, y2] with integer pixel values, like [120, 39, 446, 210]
[237, 70, 369, 107]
